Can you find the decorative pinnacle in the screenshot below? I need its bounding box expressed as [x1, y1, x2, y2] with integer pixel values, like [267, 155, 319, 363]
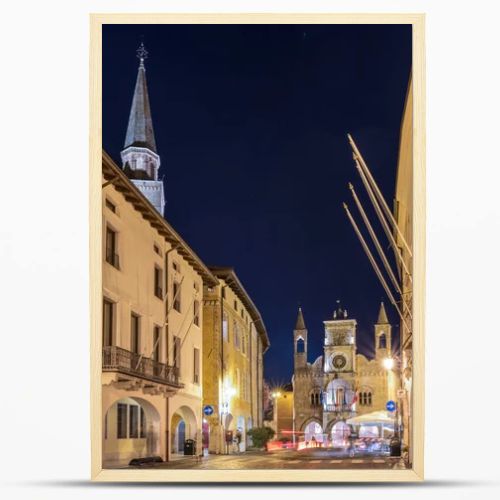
[136, 42, 148, 67]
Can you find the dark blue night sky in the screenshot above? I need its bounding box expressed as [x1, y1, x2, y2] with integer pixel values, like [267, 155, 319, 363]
[102, 24, 412, 383]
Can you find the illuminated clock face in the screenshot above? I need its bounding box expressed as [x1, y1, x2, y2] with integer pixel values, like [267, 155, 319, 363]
[332, 354, 347, 370]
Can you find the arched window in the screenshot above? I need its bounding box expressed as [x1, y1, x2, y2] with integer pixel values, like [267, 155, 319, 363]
[310, 394, 315, 406]
[296, 338, 305, 353]
[362, 392, 367, 406]
[367, 392, 372, 406]
[379, 333, 387, 349]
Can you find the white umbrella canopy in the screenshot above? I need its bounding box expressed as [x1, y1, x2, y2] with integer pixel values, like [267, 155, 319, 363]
[346, 410, 395, 425]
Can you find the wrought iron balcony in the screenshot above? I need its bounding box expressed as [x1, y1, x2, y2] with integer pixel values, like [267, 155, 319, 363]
[102, 345, 183, 388]
[324, 404, 354, 413]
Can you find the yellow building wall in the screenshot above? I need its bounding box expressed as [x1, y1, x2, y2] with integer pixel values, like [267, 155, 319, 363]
[202, 279, 264, 453]
[276, 390, 294, 438]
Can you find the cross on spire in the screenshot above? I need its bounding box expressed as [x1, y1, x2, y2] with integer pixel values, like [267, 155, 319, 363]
[136, 42, 148, 67]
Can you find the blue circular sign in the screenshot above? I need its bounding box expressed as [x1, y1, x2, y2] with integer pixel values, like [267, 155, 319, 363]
[386, 400, 396, 412]
[203, 405, 214, 416]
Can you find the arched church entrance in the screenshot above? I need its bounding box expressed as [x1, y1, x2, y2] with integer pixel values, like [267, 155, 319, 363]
[331, 421, 350, 448]
[103, 396, 161, 467]
[303, 421, 324, 447]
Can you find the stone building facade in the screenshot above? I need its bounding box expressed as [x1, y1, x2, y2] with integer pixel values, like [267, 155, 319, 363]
[202, 267, 269, 454]
[292, 302, 398, 445]
[394, 75, 413, 459]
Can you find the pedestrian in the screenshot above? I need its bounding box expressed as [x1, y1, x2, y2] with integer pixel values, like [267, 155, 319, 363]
[235, 429, 242, 454]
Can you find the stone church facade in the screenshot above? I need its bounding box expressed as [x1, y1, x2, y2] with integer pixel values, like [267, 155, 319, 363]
[292, 302, 398, 443]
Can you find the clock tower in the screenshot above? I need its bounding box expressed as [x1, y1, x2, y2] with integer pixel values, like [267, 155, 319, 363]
[323, 301, 357, 374]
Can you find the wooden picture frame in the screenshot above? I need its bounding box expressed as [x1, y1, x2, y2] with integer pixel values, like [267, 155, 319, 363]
[90, 13, 425, 482]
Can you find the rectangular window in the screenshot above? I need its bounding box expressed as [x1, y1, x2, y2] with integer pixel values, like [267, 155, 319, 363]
[234, 300, 238, 311]
[173, 336, 181, 370]
[193, 347, 200, 384]
[153, 244, 161, 256]
[104, 412, 108, 439]
[140, 407, 146, 438]
[221, 287, 226, 299]
[105, 198, 116, 213]
[117, 403, 127, 439]
[222, 313, 228, 342]
[103, 299, 114, 347]
[193, 300, 200, 327]
[154, 267, 163, 299]
[173, 281, 181, 312]
[131, 313, 140, 354]
[234, 321, 240, 350]
[153, 326, 161, 361]
[105, 226, 119, 269]
[129, 405, 139, 439]
[172, 261, 179, 272]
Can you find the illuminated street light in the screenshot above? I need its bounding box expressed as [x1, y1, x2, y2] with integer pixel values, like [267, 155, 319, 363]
[383, 357, 395, 370]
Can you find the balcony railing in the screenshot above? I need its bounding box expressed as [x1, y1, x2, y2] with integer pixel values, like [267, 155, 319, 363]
[324, 404, 354, 413]
[103, 345, 183, 388]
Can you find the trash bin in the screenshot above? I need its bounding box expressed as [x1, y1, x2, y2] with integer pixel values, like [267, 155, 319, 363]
[390, 436, 401, 457]
[184, 439, 196, 456]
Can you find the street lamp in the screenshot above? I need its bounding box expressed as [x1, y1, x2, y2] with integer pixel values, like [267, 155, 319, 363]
[382, 357, 395, 370]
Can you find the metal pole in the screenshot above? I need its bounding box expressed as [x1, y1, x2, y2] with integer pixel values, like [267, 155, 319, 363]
[343, 203, 412, 334]
[354, 158, 412, 282]
[349, 183, 413, 320]
[348, 133, 413, 257]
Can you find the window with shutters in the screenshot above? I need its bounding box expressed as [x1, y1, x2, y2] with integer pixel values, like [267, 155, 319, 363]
[131, 313, 140, 354]
[153, 326, 161, 361]
[117, 403, 127, 439]
[173, 336, 181, 371]
[173, 281, 181, 312]
[103, 299, 114, 346]
[193, 300, 200, 326]
[154, 266, 163, 299]
[129, 405, 139, 438]
[193, 347, 200, 384]
[105, 226, 119, 269]
[140, 407, 146, 438]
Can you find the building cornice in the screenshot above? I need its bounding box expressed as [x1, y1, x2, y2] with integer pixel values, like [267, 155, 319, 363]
[209, 266, 270, 352]
[102, 150, 218, 287]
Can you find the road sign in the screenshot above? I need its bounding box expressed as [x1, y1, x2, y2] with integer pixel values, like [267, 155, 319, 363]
[386, 400, 396, 412]
[203, 405, 214, 416]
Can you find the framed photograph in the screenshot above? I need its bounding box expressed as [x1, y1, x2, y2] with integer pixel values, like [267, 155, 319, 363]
[90, 13, 425, 482]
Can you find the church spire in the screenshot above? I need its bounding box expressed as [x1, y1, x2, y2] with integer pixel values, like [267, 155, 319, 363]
[295, 307, 306, 330]
[377, 301, 389, 324]
[124, 43, 157, 152]
[120, 43, 165, 215]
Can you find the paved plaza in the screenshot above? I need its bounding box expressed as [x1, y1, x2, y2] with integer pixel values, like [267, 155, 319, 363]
[119, 449, 408, 470]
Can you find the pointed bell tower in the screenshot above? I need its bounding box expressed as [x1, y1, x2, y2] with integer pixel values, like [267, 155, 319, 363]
[121, 43, 165, 215]
[374, 302, 392, 359]
[294, 307, 308, 369]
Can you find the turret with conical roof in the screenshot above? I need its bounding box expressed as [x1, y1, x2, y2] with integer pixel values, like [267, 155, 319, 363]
[293, 306, 308, 369]
[377, 301, 389, 325]
[120, 43, 165, 215]
[374, 301, 392, 359]
[295, 307, 306, 330]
